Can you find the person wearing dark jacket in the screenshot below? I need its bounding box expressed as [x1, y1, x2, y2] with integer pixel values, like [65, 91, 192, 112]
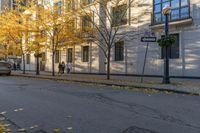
[61, 61, 65, 74]
[58, 62, 62, 74]
[13, 63, 17, 70]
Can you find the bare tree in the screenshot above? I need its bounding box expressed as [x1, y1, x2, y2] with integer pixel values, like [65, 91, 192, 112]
[78, 0, 150, 79]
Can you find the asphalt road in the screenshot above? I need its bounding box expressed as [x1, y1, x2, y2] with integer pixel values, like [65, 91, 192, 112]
[0, 76, 200, 133]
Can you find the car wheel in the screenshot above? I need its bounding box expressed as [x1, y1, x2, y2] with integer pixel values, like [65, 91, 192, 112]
[7, 72, 11, 76]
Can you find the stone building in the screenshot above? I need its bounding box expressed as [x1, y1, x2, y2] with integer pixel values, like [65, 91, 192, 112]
[0, 0, 11, 12]
[0, 0, 28, 11]
[24, 0, 200, 77]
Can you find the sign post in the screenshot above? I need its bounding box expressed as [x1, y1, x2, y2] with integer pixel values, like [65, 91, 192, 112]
[140, 31, 156, 83]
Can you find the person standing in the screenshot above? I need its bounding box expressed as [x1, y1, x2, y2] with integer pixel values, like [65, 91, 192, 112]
[58, 62, 62, 74]
[61, 61, 65, 74]
[13, 63, 17, 71]
[67, 62, 72, 74]
[17, 62, 20, 70]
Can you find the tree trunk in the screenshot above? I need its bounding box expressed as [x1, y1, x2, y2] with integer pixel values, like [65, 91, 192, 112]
[52, 51, 55, 76]
[106, 49, 111, 80]
[36, 55, 40, 75]
[22, 53, 26, 74]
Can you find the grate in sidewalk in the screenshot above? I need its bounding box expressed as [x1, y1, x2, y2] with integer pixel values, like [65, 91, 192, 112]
[122, 126, 158, 133]
[33, 129, 48, 133]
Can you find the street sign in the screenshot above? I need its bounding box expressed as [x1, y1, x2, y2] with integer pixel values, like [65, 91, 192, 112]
[141, 37, 157, 42]
[140, 31, 156, 83]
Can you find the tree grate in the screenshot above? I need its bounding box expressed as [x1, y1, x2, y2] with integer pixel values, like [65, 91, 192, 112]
[33, 129, 48, 133]
[122, 126, 159, 133]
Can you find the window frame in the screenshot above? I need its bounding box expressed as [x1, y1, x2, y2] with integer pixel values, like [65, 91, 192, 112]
[26, 54, 30, 64]
[82, 46, 89, 62]
[67, 48, 73, 63]
[115, 41, 124, 61]
[112, 4, 128, 27]
[66, 0, 75, 10]
[13, 0, 27, 10]
[81, 0, 93, 6]
[54, 0, 63, 14]
[152, 0, 190, 24]
[41, 52, 46, 61]
[55, 50, 60, 63]
[82, 16, 92, 29]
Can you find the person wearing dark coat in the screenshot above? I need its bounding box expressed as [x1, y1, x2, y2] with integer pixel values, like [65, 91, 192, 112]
[17, 63, 20, 70]
[58, 62, 62, 74]
[13, 63, 17, 70]
[61, 61, 65, 74]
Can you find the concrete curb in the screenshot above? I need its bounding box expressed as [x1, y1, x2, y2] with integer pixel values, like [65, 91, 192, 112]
[11, 73, 200, 96]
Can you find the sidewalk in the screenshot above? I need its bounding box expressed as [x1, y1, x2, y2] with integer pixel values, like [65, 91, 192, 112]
[11, 71, 200, 95]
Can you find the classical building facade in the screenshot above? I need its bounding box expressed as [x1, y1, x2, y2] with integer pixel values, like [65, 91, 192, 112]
[0, 0, 28, 11]
[0, 0, 11, 11]
[24, 0, 200, 77]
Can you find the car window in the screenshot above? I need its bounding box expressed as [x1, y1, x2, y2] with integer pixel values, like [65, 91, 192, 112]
[0, 62, 10, 67]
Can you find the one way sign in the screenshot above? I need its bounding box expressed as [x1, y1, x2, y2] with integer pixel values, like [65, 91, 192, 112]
[141, 37, 157, 42]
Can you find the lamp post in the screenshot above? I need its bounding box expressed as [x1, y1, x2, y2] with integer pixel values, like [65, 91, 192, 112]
[162, 5, 171, 84]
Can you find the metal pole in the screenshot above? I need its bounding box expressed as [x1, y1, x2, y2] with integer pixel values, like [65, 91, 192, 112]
[163, 14, 170, 84]
[141, 42, 149, 83]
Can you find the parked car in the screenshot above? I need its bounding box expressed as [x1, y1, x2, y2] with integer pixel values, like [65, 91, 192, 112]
[0, 62, 11, 75]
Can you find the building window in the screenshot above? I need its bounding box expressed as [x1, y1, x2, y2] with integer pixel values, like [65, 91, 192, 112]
[81, 0, 93, 5]
[82, 16, 92, 31]
[67, 48, 73, 63]
[82, 46, 89, 62]
[115, 41, 124, 61]
[13, 0, 27, 10]
[55, 50, 60, 63]
[161, 34, 179, 59]
[66, 0, 75, 10]
[153, 0, 190, 24]
[69, 19, 76, 29]
[41, 52, 46, 61]
[112, 4, 127, 26]
[26, 54, 30, 64]
[55, 1, 62, 14]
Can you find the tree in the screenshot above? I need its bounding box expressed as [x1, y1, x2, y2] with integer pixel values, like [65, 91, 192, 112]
[25, 26, 48, 75]
[30, 1, 81, 76]
[0, 37, 20, 60]
[78, 0, 149, 79]
[24, 2, 48, 75]
[0, 0, 81, 76]
[0, 8, 28, 74]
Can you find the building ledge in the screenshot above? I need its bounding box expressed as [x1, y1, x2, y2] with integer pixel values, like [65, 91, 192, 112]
[150, 18, 193, 29]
